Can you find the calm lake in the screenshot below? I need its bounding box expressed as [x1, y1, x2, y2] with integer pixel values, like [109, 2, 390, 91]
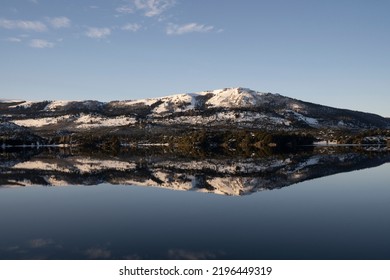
[0, 147, 389, 259]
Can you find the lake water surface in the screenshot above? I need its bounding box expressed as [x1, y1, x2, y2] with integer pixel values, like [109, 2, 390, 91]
[0, 148, 389, 259]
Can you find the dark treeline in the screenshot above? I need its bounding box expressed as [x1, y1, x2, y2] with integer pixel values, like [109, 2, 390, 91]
[55, 128, 316, 155]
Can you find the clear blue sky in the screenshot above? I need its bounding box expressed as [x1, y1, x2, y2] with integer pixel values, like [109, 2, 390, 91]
[1, 0, 389, 117]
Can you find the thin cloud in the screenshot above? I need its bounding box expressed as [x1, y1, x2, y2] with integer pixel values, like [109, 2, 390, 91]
[116, 5, 134, 14]
[5, 37, 22, 43]
[122, 23, 141, 32]
[86, 27, 111, 39]
[29, 39, 54, 48]
[47, 17, 71, 28]
[134, 0, 175, 17]
[166, 22, 214, 35]
[0, 18, 47, 32]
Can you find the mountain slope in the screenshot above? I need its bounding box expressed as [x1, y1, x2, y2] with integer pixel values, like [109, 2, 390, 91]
[1, 88, 389, 136]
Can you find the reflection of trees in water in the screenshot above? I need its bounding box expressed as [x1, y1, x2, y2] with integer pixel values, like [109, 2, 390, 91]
[1, 147, 389, 195]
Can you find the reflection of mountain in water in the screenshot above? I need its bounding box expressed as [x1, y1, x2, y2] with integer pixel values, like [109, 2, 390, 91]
[1, 147, 389, 195]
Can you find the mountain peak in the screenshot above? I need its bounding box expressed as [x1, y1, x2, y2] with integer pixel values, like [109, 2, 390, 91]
[205, 87, 258, 95]
[202, 87, 265, 107]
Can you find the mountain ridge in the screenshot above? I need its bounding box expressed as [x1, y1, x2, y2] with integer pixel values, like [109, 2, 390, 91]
[2, 87, 387, 116]
[1, 87, 389, 147]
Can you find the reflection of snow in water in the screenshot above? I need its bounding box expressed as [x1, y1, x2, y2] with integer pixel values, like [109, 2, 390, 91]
[4, 151, 389, 195]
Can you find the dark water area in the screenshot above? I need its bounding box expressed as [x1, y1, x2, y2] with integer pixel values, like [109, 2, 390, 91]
[0, 147, 389, 259]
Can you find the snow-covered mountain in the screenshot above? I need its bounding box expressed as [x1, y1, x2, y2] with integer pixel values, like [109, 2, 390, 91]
[1, 87, 389, 140]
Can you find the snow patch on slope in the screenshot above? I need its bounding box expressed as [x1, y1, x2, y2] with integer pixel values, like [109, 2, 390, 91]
[290, 111, 319, 127]
[14, 115, 72, 127]
[152, 93, 198, 114]
[8, 101, 41, 108]
[75, 114, 136, 129]
[113, 98, 158, 107]
[204, 88, 265, 108]
[13, 114, 136, 129]
[45, 100, 72, 111]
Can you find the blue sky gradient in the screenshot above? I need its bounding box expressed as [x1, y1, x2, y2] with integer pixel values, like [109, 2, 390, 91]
[1, 0, 389, 116]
